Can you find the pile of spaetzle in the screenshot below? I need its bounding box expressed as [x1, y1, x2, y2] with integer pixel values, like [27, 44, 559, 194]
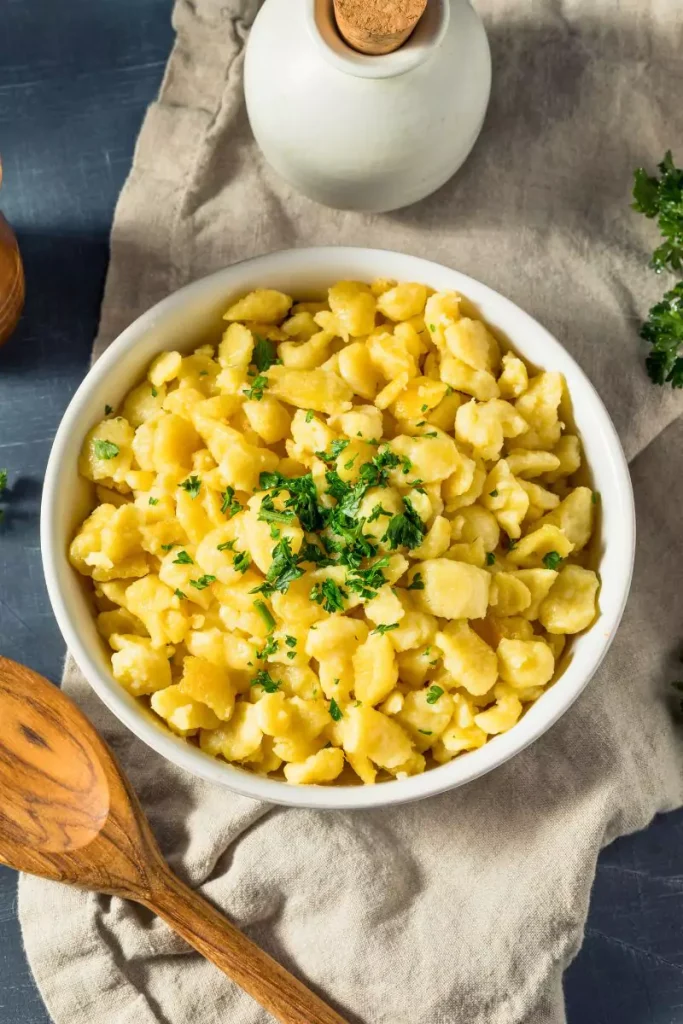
[70, 279, 599, 785]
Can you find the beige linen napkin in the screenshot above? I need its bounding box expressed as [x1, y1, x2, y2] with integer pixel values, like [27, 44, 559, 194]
[20, 1, 683, 1021]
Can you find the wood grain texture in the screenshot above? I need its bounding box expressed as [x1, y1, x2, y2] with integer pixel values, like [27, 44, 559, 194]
[0, 657, 348, 1024]
[0, 213, 24, 347]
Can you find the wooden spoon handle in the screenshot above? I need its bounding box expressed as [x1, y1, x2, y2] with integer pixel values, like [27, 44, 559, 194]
[144, 867, 348, 1024]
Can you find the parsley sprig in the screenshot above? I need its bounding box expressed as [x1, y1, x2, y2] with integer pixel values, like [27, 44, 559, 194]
[632, 151, 683, 387]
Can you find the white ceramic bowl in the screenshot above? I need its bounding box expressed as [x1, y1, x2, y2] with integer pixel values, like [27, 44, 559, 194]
[41, 247, 635, 810]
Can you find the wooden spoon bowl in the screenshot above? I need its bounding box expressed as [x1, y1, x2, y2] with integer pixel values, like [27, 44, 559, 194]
[0, 656, 348, 1024]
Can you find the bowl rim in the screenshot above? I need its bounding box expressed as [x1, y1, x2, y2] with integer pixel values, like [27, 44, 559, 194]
[41, 246, 636, 810]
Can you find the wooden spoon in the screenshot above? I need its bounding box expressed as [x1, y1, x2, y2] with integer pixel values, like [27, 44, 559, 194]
[0, 656, 348, 1024]
[0, 159, 25, 347]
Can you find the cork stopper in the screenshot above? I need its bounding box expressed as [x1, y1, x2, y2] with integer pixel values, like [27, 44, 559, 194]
[333, 0, 428, 56]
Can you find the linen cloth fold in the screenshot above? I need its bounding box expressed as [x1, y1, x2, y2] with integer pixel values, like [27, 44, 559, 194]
[20, 1, 683, 1021]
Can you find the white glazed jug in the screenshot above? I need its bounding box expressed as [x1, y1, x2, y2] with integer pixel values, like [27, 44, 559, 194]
[244, 0, 491, 213]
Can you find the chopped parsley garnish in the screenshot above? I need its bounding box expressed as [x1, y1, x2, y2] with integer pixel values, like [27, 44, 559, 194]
[382, 497, 426, 551]
[329, 698, 342, 722]
[305, 409, 314, 423]
[504, 535, 518, 551]
[542, 551, 563, 570]
[148, 497, 159, 505]
[189, 574, 216, 590]
[346, 556, 390, 599]
[486, 552, 496, 566]
[421, 403, 429, 412]
[418, 729, 433, 736]
[592, 491, 599, 504]
[174, 588, 186, 600]
[217, 539, 236, 551]
[251, 670, 279, 693]
[221, 486, 242, 517]
[243, 374, 269, 400]
[104, 404, 113, 415]
[151, 386, 158, 397]
[233, 551, 251, 573]
[426, 684, 444, 704]
[258, 493, 295, 525]
[253, 599, 276, 634]
[251, 536, 304, 596]
[286, 651, 296, 660]
[310, 578, 347, 613]
[93, 439, 119, 460]
[428, 323, 436, 332]
[258, 470, 324, 533]
[406, 572, 425, 591]
[285, 635, 297, 648]
[256, 635, 279, 660]
[367, 503, 392, 523]
[161, 543, 176, 552]
[252, 335, 280, 372]
[489, 489, 499, 497]
[416, 420, 426, 427]
[371, 623, 399, 635]
[179, 475, 201, 498]
[173, 550, 193, 565]
[316, 438, 350, 464]
[344, 454, 358, 470]
[409, 479, 426, 494]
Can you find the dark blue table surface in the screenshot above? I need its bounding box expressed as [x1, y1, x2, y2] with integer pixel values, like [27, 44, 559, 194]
[1, 2, 682, 1022]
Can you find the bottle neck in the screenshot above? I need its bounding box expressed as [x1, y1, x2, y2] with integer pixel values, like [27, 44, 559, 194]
[305, 0, 450, 79]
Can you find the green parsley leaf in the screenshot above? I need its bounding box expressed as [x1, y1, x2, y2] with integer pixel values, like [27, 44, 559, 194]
[93, 439, 119, 460]
[329, 698, 342, 722]
[220, 485, 242, 518]
[371, 623, 399, 635]
[233, 551, 251, 573]
[285, 635, 297, 648]
[243, 374, 269, 400]
[151, 386, 158, 397]
[542, 550, 563, 570]
[632, 151, 683, 274]
[174, 588, 186, 600]
[641, 281, 683, 387]
[346, 556, 390, 599]
[104, 404, 113, 415]
[429, 323, 436, 332]
[592, 491, 599, 504]
[173, 550, 193, 565]
[421, 403, 429, 412]
[486, 552, 496, 566]
[416, 420, 426, 427]
[254, 599, 276, 634]
[489, 489, 499, 497]
[418, 729, 433, 736]
[382, 497, 426, 551]
[179, 475, 201, 498]
[258, 493, 296, 525]
[189, 574, 216, 590]
[344, 454, 358, 470]
[426, 685, 444, 704]
[367, 503, 392, 523]
[251, 536, 304, 596]
[256, 635, 279, 660]
[422, 432, 437, 439]
[310, 578, 347, 613]
[406, 572, 425, 591]
[161, 543, 176, 552]
[305, 409, 314, 423]
[217, 539, 236, 551]
[148, 497, 159, 506]
[258, 470, 324, 533]
[252, 335, 280, 372]
[286, 650, 296, 659]
[251, 670, 279, 693]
